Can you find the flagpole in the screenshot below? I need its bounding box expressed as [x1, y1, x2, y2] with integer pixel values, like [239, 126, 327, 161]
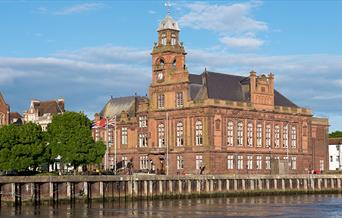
[166, 112, 169, 176]
[114, 115, 117, 175]
[105, 117, 109, 171]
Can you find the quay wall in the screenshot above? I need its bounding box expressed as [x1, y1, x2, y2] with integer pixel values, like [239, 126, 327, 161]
[0, 174, 342, 205]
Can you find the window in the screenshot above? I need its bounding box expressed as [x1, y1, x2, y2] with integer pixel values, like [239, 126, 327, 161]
[176, 121, 184, 147]
[256, 123, 262, 147]
[291, 126, 297, 148]
[139, 116, 147, 128]
[107, 127, 114, 147]
[227, 121, 234, 146]
[275, 125, 280, 148]
[291, 157, 297, 170]
[196, 155, 203, 170]
[320, 160, 324, 171]
[177, 155, 184, 170]
[95, 128, 100, 142]
[171, 33, 177, 45]
[247, 122, 253, 147]
[247, 155, 253, 170]
[161, 33, 166, 45]
[157, 94, 165, 109]
[337, 156, 340, 162]
[265, 156, 271, 170]
[122, 156, 128, 168]
[172, 59, 176, 68]
[227, 155, 234, 169]
[266, 124, 271, 148]
[158, 123, 165, 147]
[195, 120, 203, 146]
[121, 127, 128, 145]
[330, 155, 333, 162]
[283, 124, 289, 148]
[237, 121, 244, 146]
[256, 156, 262, 170]
[176, 92, 183, 108]
[139, 133, 148, 147]
[140, 156, 149, 169]
[237, 155, 243, 170]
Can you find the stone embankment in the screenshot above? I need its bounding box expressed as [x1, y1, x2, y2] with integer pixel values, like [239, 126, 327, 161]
[0, 174, 341, 205]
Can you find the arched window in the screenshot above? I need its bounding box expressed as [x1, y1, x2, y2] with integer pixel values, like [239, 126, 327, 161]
[266, 124, 271, 148]
[275, 124, 280, 148]
[237, 121, 243, 146]
[159, 59, 165, 66]
[176, 121, 184, 147]
[195, 120, 203, 146]
[247, 122, 253, 147]
[256, 123, 262, 147]
[158, 123, 165, 147]
[227, 121, 234, 146]
[172, 59, 176, 68]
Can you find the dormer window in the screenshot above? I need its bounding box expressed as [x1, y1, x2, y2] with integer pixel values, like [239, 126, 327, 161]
[161, 33, 166, 45]
[171, 33, 177, 45]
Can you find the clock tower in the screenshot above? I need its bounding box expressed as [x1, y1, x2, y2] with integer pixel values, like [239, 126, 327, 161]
[149, 14, 189, 110]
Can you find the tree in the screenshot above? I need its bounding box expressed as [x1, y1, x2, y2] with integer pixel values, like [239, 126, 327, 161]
[329, 131, 342, 138]
[46, 112, 106, 171]
[0, 123, 48, 171]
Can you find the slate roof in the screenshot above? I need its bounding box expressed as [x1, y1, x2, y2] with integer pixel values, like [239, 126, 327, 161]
[100, 96, 147, 118]
[189, 71, 298, 108]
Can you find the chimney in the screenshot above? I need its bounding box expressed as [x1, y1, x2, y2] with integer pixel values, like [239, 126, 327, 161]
[268, 73, 274, 95]
[250, 71, 257, 94]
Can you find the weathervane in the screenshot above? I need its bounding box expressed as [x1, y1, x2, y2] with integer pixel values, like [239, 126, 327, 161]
[165, 0, 171, 15]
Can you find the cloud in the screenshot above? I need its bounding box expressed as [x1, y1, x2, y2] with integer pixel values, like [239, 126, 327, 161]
[178, 1, 267, 50]
[220, 36, 264, 49]
[148, 10, 156, 15]
[54, 3, 104, 15]
[1, 44, 342, 129]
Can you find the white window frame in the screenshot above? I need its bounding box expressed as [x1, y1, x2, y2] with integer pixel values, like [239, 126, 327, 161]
[247, 155, 253, 170]
[176, 121, 184, 147]
[247, 122, 253, 147]
[140, 156, 149, 169]
[275, 124, 280, 148]
[256, 155, 262, 170]
[176, 92, 183, 108]
[195, 120, 203, 146]
[122, 156, 128, 168]
[121, 127, 128, 145]
[157, 94, 165, 109]
[237, 121, 244, 146]
[139, 116, 147, 128]
[266, 156, 271, 170]
[177, 155, 184, 170]
[161, 33, 167, 45]
[158, 123, 165, 147]
[291, 156, 297, 170]
[237, 155, 243, 170]
[196, 155, 203, 170]
[227, 121, 234, 146]
[227, 155, 234, 169]
[291, 125, 297, 148]
[256, 123, 262, 147]
[139, 133, 148, 147]
[266, 124, 271, 148]
[283, 124, 289, 148]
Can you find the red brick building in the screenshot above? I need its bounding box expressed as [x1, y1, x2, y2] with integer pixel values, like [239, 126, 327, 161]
[0, 93, 10, 127]
[93, 15, 329, 175]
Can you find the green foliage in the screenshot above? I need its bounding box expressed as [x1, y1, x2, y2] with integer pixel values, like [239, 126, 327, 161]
[329, 131, 342, 138]
[46, 112, 106, 168]
[0, 123, 48, 171]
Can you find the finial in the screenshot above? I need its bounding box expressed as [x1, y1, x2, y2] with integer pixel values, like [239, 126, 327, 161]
[165, 0, 171, 15]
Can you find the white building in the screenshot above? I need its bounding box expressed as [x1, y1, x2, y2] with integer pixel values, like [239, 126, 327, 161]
[329, 138, 342, 170]
[24, 98, 65, 131]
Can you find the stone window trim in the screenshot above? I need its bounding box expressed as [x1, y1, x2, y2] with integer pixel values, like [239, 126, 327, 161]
[121, 127, 128, 145]
[158, 122, 165, 148]
[177, 155, 184, 170]
[247, 122, 253, 147]
[176, 121, 184, 147]
[237, 121, 244, 147]
[157, 94, 165, 109]
[256, 122, 263, 147]
[265, 123, 272, 148]
[176, 92, 184, 108]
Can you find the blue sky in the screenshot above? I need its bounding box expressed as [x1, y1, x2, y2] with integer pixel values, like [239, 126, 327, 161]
[1, 0, 342, 131]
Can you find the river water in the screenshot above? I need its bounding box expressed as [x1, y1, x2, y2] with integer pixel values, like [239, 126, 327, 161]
[1, 194, 342, 217]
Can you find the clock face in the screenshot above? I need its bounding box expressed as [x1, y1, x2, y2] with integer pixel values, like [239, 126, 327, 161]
[157, 72, 164, 81]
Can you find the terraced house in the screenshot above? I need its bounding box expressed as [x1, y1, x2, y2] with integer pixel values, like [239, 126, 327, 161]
[93, 14, 329, 175]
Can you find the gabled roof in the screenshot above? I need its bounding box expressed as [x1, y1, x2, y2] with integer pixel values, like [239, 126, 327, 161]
[189, 71, 298, 108]
[31, 99, 65, 116]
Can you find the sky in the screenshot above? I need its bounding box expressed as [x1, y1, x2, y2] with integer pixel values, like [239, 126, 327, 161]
[1, 0, 342, 131]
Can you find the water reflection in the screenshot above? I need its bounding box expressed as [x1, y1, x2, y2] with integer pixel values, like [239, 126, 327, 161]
[1, 194, 342, 217]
